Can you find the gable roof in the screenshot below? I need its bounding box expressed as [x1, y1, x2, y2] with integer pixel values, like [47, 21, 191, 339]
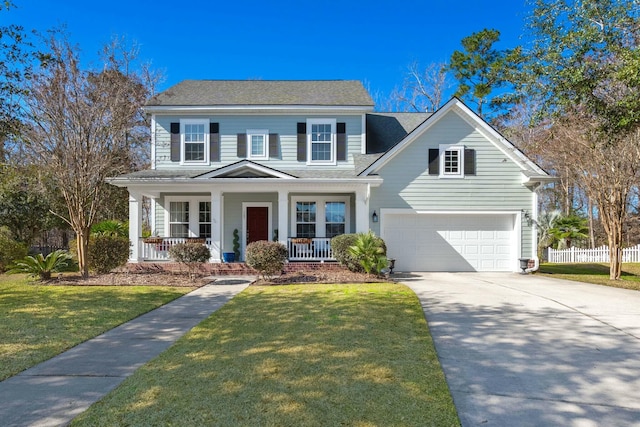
[192, 160, 296, 179]
[146, 80, 375, 108]
[360, 97, 550, 179]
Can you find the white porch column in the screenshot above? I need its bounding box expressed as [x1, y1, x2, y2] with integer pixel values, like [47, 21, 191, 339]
[128, 191, 142, 262]
[355, 185, 370, 233]
[278, 190, 288, 245]
[210, 189, 222, 262]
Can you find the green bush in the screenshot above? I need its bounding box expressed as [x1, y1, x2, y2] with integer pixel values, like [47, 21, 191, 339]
[332, 232, 387, 273]
[7, 250, 72, 281]
[348, 231, 388, 275]
[245, 240, 287, 280]
[169, 242, 211, 279]
[91, 220, 128, 237]
[88, 235, 130, 274]
[0, 227, 28, 273]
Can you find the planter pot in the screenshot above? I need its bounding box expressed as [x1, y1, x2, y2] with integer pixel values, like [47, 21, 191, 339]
[222, 252, 236, 263]
[143, 237, 164, 244]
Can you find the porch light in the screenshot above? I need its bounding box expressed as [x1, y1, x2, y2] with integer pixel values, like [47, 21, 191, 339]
[372, 210, 378, 223]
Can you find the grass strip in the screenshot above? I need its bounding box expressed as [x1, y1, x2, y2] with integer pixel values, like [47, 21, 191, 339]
[538, 263, 640, 290]
[72, 283, 459, 427]
[0, 274, 194, 381]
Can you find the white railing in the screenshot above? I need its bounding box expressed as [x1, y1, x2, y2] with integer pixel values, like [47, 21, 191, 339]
[287, 237, 334, 261]
[140, 237, 212, 261]
[548, 244, 640, 263]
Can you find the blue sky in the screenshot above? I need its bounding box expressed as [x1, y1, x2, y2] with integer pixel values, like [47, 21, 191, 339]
[5, 0, 531, 103]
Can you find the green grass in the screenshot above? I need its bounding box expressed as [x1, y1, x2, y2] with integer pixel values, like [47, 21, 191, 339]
[0, 274, 195, 381]
[538, 263, 640, 290]
[72, 283, 460, 427]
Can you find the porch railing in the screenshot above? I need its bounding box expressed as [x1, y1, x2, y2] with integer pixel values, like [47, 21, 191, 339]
[287, 237, 334, 261]
[139, 237, 335, 262]
[140, 237, 212, 261]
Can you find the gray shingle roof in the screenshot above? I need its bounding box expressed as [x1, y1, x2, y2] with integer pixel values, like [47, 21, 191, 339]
[147, 80, 375, 107]
[366, 112, 430, 153]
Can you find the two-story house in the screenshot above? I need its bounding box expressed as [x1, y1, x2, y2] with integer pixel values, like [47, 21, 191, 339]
[110, 80, 551, 272]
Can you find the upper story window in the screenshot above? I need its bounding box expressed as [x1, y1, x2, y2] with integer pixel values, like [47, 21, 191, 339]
[182, 119, 209, 164]
[439, 144, 464, 178]
[247, 129, 268, 160]
[307, 118, 336, 165]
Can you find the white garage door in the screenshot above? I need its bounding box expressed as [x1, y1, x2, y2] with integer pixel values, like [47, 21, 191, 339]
[383, 213, 516, 272]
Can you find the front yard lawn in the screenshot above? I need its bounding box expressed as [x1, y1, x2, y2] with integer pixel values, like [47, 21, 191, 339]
[0, 274, 195, 381]
[538, 263, 640, 290]
[72, 283, 460, 426]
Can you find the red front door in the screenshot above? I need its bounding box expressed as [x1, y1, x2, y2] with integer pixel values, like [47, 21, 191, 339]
[246, 207, 269, 244]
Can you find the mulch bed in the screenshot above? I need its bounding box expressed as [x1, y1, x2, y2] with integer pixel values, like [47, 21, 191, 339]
[44, 269, 391, 287]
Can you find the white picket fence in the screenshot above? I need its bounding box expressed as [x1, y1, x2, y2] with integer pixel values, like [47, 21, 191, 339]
[548, 244, 640, 263]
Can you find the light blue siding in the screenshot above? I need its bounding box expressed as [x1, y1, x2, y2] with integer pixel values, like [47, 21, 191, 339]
[154, 114, 363, 170]
[370, 110, 535, 257]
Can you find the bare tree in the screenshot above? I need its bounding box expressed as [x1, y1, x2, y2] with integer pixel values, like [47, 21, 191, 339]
[389, 62, 452, 112]
[22, 35, 156, 277]
[552, 111, 640, 279]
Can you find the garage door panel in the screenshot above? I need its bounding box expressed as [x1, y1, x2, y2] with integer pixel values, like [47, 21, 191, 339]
[384, 213, 515, 272]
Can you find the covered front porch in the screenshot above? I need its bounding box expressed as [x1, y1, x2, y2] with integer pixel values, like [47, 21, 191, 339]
[135, 237, 337, 262]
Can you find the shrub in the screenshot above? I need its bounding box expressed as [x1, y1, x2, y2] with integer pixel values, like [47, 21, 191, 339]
[91, 220, 128, 237]
[245, 240, 287, 280]
[169, 242, 211, 279]
[7, 250, 73, 281]
[332, 233, 387, 273]
[348, 231, 388, 275]
[0, 227, 28, 273]
[88, 235, 130, 274]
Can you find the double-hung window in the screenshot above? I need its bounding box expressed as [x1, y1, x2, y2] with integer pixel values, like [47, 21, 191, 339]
[325, 202, 346, 238]
[296, 202, 316, 238]
[247, 129, 268, 160]
[439, 144, 464, 178]
[307, 118, 336, 165]
[292, 196, 349, 238]
[182, 119, 208, 164]
[169, 201, 189, 237]
[199, 202, 211, 239]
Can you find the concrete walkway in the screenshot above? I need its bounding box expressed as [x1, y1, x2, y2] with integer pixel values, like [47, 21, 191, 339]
[0, 277, 252, 427]
[402, 272, 640, 427]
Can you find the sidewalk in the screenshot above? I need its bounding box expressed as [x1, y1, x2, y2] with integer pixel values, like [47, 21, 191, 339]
[0, 277, 253, 427]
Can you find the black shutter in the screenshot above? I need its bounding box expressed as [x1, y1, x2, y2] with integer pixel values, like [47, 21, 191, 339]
[337, 122, 346, 161]
[170, 122, 180, 162]
[297, 122, 306, 161]
[428, 149, 439, 175]
[210, 123, 220, 162]
[269, 133, 279, 159]
[237, 133, 247, 158]
[464, 148, 476, 175]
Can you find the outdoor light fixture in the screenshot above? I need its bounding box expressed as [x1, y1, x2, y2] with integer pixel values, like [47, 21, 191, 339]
[372, 210, 378, 223]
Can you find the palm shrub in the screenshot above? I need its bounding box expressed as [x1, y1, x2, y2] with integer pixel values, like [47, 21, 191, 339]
[348, 231, 388, 275]
[88, 235, 130, 274]
[169, 242, 211, 279]
[245, 240, 287, 281]
[332, 232, 387, 273]
[7, 250, 73, 281]
[0, 226, 28, 273]
[90, 220, 128, 237]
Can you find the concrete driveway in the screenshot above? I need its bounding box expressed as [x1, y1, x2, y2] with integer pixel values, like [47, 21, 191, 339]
[402, 272, 640, 427]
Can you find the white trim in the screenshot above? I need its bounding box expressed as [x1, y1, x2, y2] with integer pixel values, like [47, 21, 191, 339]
[164, 196, 212, 238]
[439, 144, 464, 178]
[150, 114, 156, 170]
[306, 118, 337, 166]
[194, 160, 296, 179]
[290, 195, 351, 238]
[246, 129, 269, 160]
[361, 114, 366, 154]
[242, 202, 273, 261]
[145, 105, 374, 114]
[180, 119, 210, 166]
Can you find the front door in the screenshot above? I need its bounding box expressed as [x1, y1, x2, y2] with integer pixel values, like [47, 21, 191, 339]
[246, 206, 269, 244]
